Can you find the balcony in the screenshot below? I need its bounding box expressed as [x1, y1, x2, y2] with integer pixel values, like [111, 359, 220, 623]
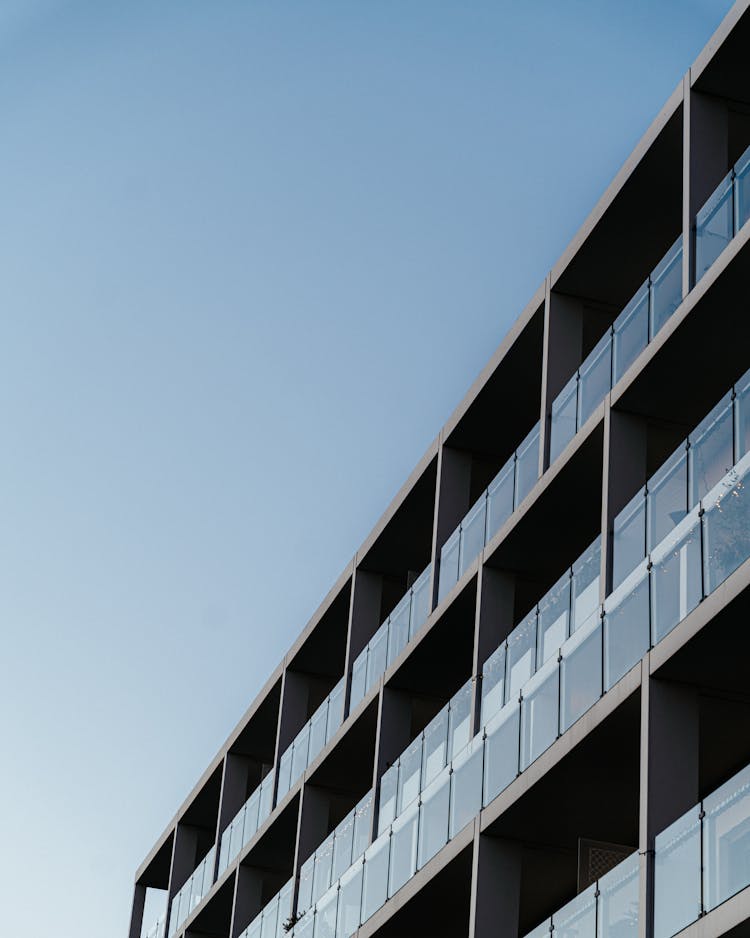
[217, 770, 275, 878]
[695, 141, 750, 283]
[238, 879, 294, 938]
[168, 846, 216, 937]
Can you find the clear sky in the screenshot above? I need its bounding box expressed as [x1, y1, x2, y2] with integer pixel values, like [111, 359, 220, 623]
[0, 1, 735, 935]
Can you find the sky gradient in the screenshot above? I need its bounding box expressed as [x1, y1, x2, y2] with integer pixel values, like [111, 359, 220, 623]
[0, 2, 735, 935]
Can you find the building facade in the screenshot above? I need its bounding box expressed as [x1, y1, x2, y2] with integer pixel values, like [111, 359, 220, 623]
[129, 4, 750, 938]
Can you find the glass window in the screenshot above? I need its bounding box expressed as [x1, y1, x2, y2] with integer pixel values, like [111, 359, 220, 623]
[332, 812, 354, 882]
[612, 487, 647, 590]
[291, 723, 311, 787]
[276, 747, 293, 804]
[650, 508, 702, 644]
[571, 539, 601, 631]
[326, 680, 345, 744]
[647, 445, 688, 551]
[336, 860, 363, 938]
[449, 736, 484, 838]
[308, 700, 329, 768]
[554, 884, 597, 938]
[550, 373, 579, 464]
[689, 392, 735, 506]
[560, 611, 602, 733]
[735, 143, 750, 232]
[349, 649, 368, 713]
[387, 593, 412, 667]
[735, 368, 750, 461]
[388, 801, 419, 897]
[703, 763, 750, 912]
[578, 331, 612, 428]
[538, 570, 571, 665]
[312, 834, 334, 906]
[421, 706, 449, 789]
[448, 681, 473, 760]
[397, 734, 423, 815]
[298, 855, 315, 916]
[695, 172, 734, 282]
[483, 699, 520, 806]
[459, 494, 487, 578]
[438, 528, 461, 603]
[378, 763, 399, 836]
[409, 566, 431, 638]
[654, 806, 702, 938]
[506, 610, 538, 703]
[520, 655, 559, 770]
[597, 853, 640, 938]
[480, 643, 506, 727]
[703, 452, 750, 594]
[515, 423, 541, 507]
[418, 767, 451, 868]
[352, 791, 372, 861]
[650, 237, 683, 337]
[603, 561, 650, 691]
[613, 282, 649, 383]
[313, 886, 338, 938]
[366, 624, 389, 691]
[487, 460, 515, 542]
[361, 834, 390, 924]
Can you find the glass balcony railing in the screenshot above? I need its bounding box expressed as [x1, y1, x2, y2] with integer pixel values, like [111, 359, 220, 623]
[654, 761, 750, 938]
[143, 916, 165, 938]
[349, 564, 432, 712]
[612, 366, 750, 590]
[437, 423, 541, 603]
[276, 678, 346, 803]
[238, 879, 294, 938]
[695, 141, 750, 282]
[168, 846, 216, 937]
[549, 237, 683, 465]
[522, 852, 639, 938]
[217, 770, 275, 878]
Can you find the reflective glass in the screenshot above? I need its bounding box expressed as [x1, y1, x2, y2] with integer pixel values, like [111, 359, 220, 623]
[554, 884, 597, 938]
[349, 650, 368, 713]
[506, 610, 538, 703]
[736, 368, 750, 461]
[298, 855, 315, 915]
[332, 812, 354, 882]
[483, 699, 520, 806]
[480, 643, 506, 726]
[578, 331, 612, 428]
[571, 539, 601, 631]
[448, 682, 473, 760]
[409, 566, 431, 638]
[414, 768, 450, 870]
[603, 561, 650, 690]
[650, 237, 683, 337]
[449, 736, 484, 838]
[352, 792, 373, 860]
[361, 834, 390, 923]
[613, 282, 649, 383]
[703, 453, 750, 593]
[326, 680, 345, 744]
[515, 423, 541, 507]
[387, 593, 412, 667]
[378, 763, 399, 836]
[397, 734, 423, 814]
[560, 612, 602, 732]
[650, 508, 702, 643]
[647, 446, 688, 550]
[366, 624, 388, 691]
[654, 806, 702, 938]
[520, 655, 559, 770]
[598, 852, 640, 938]
[291, 723, 311, 787]
[612, 488, 647, 590]
[538, 571, 571, 665]
[261, 895, 279, 938]
[459, 495, 487, 577]
[313, 886, 338, 938]
[336, 860, 363, 938]
[388, 801, 419, 897]
[735, 143, 750, 232]
[550, 374, 579, 464]
[703, 763, 750, 912]
[438, 528, 461, 603]
[308, 700, 329, 767]
[312, 834, 334, 905]
[487, 461, 515, 542]
[689, 393, 735, 505]
[695, 172, 734, 281]
[421, 706, 449, 789]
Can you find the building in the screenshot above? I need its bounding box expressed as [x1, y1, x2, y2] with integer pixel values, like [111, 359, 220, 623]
[128, 4, 750, 938]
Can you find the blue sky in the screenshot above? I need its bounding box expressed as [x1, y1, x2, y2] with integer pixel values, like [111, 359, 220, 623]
[0, 1, 734, 935]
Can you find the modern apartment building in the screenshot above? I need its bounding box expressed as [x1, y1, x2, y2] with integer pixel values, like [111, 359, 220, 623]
[128, 5, 750, 938]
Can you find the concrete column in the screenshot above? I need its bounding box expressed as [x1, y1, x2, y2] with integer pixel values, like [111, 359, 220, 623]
[469, 829, 522, 938]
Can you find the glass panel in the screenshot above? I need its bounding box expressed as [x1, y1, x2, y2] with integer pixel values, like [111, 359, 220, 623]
[245, 789, 260, 845]
[366, 624, 389, 691]
[228, 805, 246, 864]
[703, 763, 750, 912]
[308, 700, 329, 767]
[277, 748, 293, 803]
[577, 331, 612, 427]
[560, 611, 602, 732]
[695, 172, 734, 282]
[689, 392, 735, 506]
[487, 460, 515, 541]
[417, 767, 451, 868]
[703, 453, 750, 593]
[523, 921, 553, 938]
[650, 508, 702, 643]
[483, 699, 520, 806]
[261, 895, 279, 938]
[388, 800, 419, 897]
[332, 811, 354, 882]
[506, 610, 538, 703]
[387, 592, 412, 667]
[349, 649, 368, 713]
[298, 855, 315, 915]
[520, 655, 559, 770]
[397, 734, 423, 814]
[735, 143, 750, 232]
[313, 886, 338, 938]
[378, 763, 399, 836]
[352, 791, 373, 860]
[459, 495, 487, 577]
[448, 681, 473, 760]
[654, 806, 702, 938]
[598, 852, 640, 938]
[409, 566, 431, 637]
[571, 539, 601, 631]
[293, 910, 315, 938]
[515, 423, 540, 507]
[736, 368, 750, 461]
[550, 373, 579, 464]
[650, 237, 683, 337]
[480, 643, 506, 727]
[277, 881, 294, 938]
[612, 487, 647, 590]
[361, 834, 390, 923]
[438, 527, 461, 603]
[336, 860, 363, 938]
[326, 680, 345, 744]
[647, 445, 688, 551]
[538, 571, 571, 665]
[241, 914, 262, 938]
[554, 883, 597, 938]
[603, 561, 650, 690]
[218, 831, 231, 876]
[449, 735, 484, 838]
[613, 282, 649, 383]
[312, 834, 334, 906]
[291, 723, 311, 787]
[422, 705, 449, 789]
